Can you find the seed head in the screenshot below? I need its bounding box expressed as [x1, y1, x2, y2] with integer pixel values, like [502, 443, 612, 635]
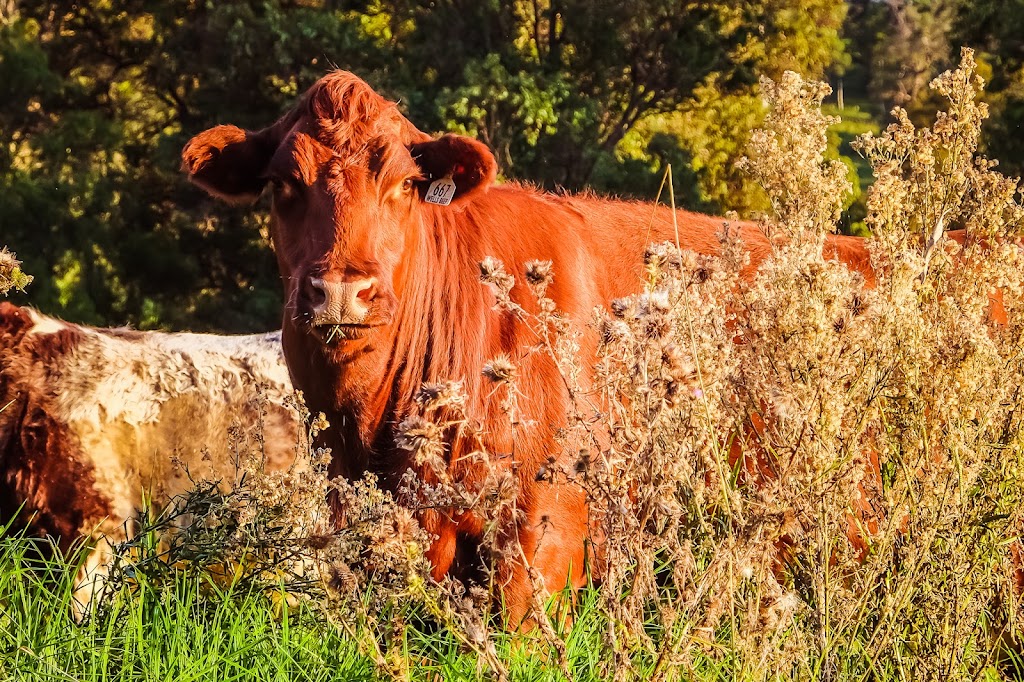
[479, 257, 515, 292]
[611, 296, 635, 319]
[482, 354, 517, 384]
[644, 242, 682, 272]
[415, 381, 467, 411]
[524, 259, 554, 286]
[395, 415, 444, 457]
[600, 318, 631, 344]
[637, 289, 672, 316]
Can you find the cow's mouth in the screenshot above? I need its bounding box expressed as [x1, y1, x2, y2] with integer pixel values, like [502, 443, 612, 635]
[311, 323, 373, 344]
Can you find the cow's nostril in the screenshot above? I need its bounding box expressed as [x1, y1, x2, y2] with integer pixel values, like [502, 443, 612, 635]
[307, 278, 328, 311]
[355, 279, 377, 303]
[305, 276, 378, 325]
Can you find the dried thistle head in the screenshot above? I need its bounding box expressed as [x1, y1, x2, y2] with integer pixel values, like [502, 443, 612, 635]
[395, 415, 445, 462]
[524, 259, 554, 286]
[610, 295, 635, 319]
[644, 242, 683, 277]
[479, 256, 522, 314]
[482, 354, 517, 384]
[600, 318, 631, 345]
[636, 289, 671, 317]
[415, 381, 467, 412]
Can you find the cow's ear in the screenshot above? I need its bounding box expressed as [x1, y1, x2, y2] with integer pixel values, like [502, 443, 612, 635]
[0, 302, 30, 341]
[408, 134, 497, 205]
[182, 125, 278, 204]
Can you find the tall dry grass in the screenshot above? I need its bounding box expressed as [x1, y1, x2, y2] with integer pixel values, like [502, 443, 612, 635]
[93, 49, 1024, 681]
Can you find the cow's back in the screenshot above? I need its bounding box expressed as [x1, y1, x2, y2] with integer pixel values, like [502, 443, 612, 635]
[475, 187, 779, 312]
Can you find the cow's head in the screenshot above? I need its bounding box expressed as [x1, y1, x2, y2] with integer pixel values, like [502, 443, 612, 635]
[182, 71, 497, 348]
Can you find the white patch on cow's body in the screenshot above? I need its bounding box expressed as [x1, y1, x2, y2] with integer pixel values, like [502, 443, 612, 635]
[25, 309, 69, 336]
[54, 326, 300, 529]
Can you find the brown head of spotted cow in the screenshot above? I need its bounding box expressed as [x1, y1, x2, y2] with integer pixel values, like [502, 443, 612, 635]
[182, 70, 916, 625]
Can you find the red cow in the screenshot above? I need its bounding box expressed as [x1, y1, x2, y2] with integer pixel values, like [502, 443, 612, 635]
[181, 71, 909, 624]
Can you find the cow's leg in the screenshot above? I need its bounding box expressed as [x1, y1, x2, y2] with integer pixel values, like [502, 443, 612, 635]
[502, 483, 591, 628]
[71, 521, 127, 621]
[425, 518, 458, 581]
[71, 536, 112, 620]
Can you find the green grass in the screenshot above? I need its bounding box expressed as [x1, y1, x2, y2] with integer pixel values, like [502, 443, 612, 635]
[0, 531, 672, 682]
[0, 536, 375, 681]
[2, 528, 1018, 681]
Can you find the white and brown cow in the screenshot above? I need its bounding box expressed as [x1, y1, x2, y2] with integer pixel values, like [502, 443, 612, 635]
[0, 302, 302, 610]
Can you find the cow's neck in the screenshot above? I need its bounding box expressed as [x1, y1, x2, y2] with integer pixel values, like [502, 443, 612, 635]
[315, 204, 496, 486]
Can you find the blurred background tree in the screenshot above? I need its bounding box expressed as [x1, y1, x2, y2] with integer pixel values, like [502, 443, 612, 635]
[0, 0, 1021, 330]
[357, 0, 847, 188]
[1, 1, 381, 330]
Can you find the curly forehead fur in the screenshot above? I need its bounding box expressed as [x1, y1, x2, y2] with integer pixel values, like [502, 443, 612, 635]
[299, 71, 428, 180]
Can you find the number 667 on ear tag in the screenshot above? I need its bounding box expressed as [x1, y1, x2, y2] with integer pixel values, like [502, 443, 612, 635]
[425, 176, 456, 206]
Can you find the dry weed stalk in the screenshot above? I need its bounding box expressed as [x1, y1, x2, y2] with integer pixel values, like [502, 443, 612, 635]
[579, 48, 1024, 680]
[465, 48, 1024, 681]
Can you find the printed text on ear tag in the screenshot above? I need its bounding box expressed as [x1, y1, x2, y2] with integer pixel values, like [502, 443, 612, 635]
[425, 176, 457, 206]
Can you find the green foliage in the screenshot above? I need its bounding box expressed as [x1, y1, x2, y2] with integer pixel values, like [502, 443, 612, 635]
[952, 2, 1024, 179]
[0, 3, 381, 330]
[365, 0, 848, 188]
[610, 84, 769, 214]
[870, 0, 959, 111]
[840, 0, 1024, 182]
[602, 88, 879, 228]
[0, 0, 854, 329]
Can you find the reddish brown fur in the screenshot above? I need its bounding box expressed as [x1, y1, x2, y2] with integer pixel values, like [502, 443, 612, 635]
[187, 71, 945, 625]
[0, 303, 112, 549]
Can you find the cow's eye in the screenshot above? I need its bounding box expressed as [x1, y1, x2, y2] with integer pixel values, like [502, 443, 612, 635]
[270, 177, 297, 202]
[401, 177, 414, 193]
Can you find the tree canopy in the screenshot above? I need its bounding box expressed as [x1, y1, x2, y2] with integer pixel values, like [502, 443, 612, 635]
[6, 0, 1021, 331]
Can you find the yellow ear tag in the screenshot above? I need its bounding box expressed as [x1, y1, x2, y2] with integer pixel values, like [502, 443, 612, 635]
[425, 175, 456, 206]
